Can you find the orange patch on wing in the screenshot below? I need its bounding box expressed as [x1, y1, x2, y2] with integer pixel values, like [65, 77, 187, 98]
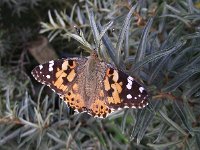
[106, 68, 111, 76]
[99, 90, 104, 97]
[111, 84, 121, 104]
[53, 72, 67, 88]
[67, 69, 76, 82]
[72, 83, 78, 91]
[61, 60, 69, 70]
[55, 69, 63, 78]
[107, 97, 114, 104]
[114, 82, 122, 93]
[104, 76, 110, 91]
[90, 99, 110, 117]
[59, 84, 68, 91]
[112, 70, 119, 82]
[64, 91, 85, 110]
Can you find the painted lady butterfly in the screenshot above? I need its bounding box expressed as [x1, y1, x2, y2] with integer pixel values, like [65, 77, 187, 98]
[32, 51, 148, 118]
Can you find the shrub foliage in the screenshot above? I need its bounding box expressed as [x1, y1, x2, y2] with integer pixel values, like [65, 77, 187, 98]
[0, 0, 200, 149]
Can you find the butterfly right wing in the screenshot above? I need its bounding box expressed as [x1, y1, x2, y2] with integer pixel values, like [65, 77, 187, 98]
[102, 64, 149, 110]
[85, 62, 149, 118]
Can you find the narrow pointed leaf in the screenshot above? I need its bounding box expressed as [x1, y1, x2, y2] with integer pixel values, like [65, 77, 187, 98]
[184, 79, 200, 98]
[159, 110, 187, 136]
[173, 101, 192, 132]
[148, 140, 183, 149]
[135, 17, 154, 63]
[87, 9, 99, 48]
[97, 22, 117, 64]
[116, 4, 137, 65]
[162, 66, 200, 92]
[132, 40, 186, 71]
[54, 10, 66, 28]
[48, 11, 58, 28]
[97, 21, 113, 48]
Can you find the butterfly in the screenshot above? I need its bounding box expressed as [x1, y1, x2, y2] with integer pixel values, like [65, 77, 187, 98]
[32, 51, 148, 118]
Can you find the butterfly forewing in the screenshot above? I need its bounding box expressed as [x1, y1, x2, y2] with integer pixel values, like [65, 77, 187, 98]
[103, 65, 148, 110]
[31, 58, 87, 95]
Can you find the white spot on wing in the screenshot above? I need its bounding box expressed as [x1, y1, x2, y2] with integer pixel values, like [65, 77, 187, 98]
[126, 77, 133, 90]
[87, 112, 92, 116]
[74, 109, 78, 112]
[128, 76, 134, 81]
[124, 106, 129, 108]
[49, 67, 53, 71]
[39, 65, 43, 70]
[127, 78, 133, 85]
[110, 108, 115, 113]
[132, 105, 136, 108]
[139, 87, 145, 93]
[126, 84, 132, 89]
[46, 75, 50, 79]
[127, 94, 132, 99]
[49, 60, 54, 72]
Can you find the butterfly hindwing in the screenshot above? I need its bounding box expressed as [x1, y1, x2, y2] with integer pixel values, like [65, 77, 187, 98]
[87, 87, 112, 118]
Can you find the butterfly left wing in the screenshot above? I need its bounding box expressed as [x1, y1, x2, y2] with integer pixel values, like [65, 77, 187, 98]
[31, 58, 89, 113]
[32, 58, 87, 95]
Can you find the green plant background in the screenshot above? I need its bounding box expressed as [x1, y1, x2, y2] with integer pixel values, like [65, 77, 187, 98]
[0, 0, 200, 149]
